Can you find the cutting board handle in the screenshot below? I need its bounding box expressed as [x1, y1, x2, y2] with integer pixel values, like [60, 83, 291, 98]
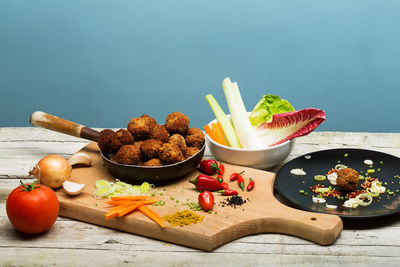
[258, 199, 343, 245]
[30, 111, 100, 142]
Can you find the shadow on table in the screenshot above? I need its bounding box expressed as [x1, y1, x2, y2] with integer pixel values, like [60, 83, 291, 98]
[274, 190, 400, 230]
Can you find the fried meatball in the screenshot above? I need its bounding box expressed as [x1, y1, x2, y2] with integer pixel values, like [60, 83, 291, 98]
[140, 139, 163, 159]
[337, 168, 359, 191]
[144, 158, 163, 167]
[165, 112, 189, 135]
[148, 124, 170, 143]
[110, 129, 134, 152]
[184, 127, 205, 149]
[114, 145, 141, 165]
[97, 129, 115, 154]
[141, 114, 157, 126]
[127, 117, 152, 140]
[184, 146, 200, 159]
[159, 143, 184, 164]
[133, 140, 144, 149]
[169, 134, 187, 154]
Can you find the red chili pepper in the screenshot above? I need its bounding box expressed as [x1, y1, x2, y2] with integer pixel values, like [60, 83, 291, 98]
[218, 164, 225, 175]
[198, 191, 214, 211]
[218, 189, 238, 196]
[247, 178, 255, 191]
[216, 174, 223, 183]
[189, 174, 221, 191]
[220, 182, 229, 190]
[200, 159, 220, 175]
[229, 170, 245, 181]
[238, 175, 245, 191]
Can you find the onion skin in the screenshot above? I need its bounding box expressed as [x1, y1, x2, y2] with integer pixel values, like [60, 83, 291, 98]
[29, 155, 71, 189]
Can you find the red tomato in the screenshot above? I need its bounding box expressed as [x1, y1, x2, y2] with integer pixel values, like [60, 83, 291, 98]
[6, 181, 59, 234]
[198, 191, 214, 212]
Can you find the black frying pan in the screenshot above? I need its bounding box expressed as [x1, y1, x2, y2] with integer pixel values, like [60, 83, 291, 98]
[30, 111, 205, 184]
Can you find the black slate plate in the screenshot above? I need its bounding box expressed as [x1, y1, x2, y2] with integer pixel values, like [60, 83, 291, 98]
[275, 148, 400, 219]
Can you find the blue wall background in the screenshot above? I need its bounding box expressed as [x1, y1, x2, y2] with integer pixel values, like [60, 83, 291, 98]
[1, 0, 399, 132]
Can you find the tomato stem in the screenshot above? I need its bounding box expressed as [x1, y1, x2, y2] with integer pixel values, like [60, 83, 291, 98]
[20, 180, 41, 191]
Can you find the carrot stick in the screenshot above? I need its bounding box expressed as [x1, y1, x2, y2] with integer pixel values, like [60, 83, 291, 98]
[211, 123, 228, 146]
[203, 124, 216, 141]
[105, 212, 119, 220]
[117, 202, 145, 217]
[110, 196, 158, 201]
[105, 200, 135, 206]
[138, 205, 165, 228]
[107, 202, 134, 213]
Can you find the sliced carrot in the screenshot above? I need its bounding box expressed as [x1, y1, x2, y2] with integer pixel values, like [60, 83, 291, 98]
[117, 202, 145, 217]
[105, 211, 119, 220]
[203, 124, 216, 141]
[138, 205, 165, 228]
[110, 196, 158, 201]
[211, 122, 228, 146]
[107, 202, 133, 214]
[105, 200, 135, 206]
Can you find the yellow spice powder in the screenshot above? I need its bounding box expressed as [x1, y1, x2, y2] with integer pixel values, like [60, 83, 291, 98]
[163, 210, 204, 227]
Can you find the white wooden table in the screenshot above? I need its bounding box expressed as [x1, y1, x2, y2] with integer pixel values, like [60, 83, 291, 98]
[1, 127, 400, 266]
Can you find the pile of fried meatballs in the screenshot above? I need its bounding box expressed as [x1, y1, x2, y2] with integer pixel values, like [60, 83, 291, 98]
[97, 112, 204, 167]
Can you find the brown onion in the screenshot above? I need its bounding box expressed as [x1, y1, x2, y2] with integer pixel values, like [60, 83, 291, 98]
[29, 155, 71, 189]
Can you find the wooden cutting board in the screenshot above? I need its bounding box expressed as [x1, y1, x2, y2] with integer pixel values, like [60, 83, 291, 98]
[56, 143, 343, 251]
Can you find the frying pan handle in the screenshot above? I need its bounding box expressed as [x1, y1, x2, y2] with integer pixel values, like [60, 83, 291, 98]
[30, 111, 100, 142]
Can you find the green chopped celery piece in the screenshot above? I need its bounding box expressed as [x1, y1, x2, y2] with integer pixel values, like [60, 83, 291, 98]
[205, 94, 241, 148]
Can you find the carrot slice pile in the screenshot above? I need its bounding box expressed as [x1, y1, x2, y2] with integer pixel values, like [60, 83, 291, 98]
[104, 196, 165, 228]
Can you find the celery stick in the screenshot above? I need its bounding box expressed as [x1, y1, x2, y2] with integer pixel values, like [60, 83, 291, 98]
[205, 94, 241, 148]
[223, 78, 264, 149]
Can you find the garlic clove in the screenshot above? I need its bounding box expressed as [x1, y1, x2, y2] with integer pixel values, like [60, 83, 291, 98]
[67, 152, 92, 167]
[63, 180, 85, 196]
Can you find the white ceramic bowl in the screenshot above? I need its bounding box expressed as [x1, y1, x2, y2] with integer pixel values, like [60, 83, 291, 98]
[205, 119, 295, 169]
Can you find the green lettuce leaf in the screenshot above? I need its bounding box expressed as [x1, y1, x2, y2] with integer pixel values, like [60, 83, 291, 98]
[249, 95, 295, 127]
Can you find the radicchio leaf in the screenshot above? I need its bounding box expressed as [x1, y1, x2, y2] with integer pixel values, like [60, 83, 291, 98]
[256, 108, 326, 147]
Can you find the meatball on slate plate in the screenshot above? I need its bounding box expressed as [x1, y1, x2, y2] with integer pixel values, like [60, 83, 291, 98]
[275, 148, 400, 219]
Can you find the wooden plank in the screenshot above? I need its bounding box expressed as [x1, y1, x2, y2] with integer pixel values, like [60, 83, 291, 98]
[0, 217, 399, 251]
[0, 247, 398, 266]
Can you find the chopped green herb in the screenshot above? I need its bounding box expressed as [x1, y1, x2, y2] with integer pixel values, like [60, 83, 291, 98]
[344, 153, 348, 157]
[337, 160, 341, 163]
[299, 190, 305, 194]
[170, 197, 175, 200]
[304, 192, 309, 196]
[163, 188, 167, 191]
[208, 210, 212, 214]
[380, 161, 384, 165]
[367, 169, 375, 174]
